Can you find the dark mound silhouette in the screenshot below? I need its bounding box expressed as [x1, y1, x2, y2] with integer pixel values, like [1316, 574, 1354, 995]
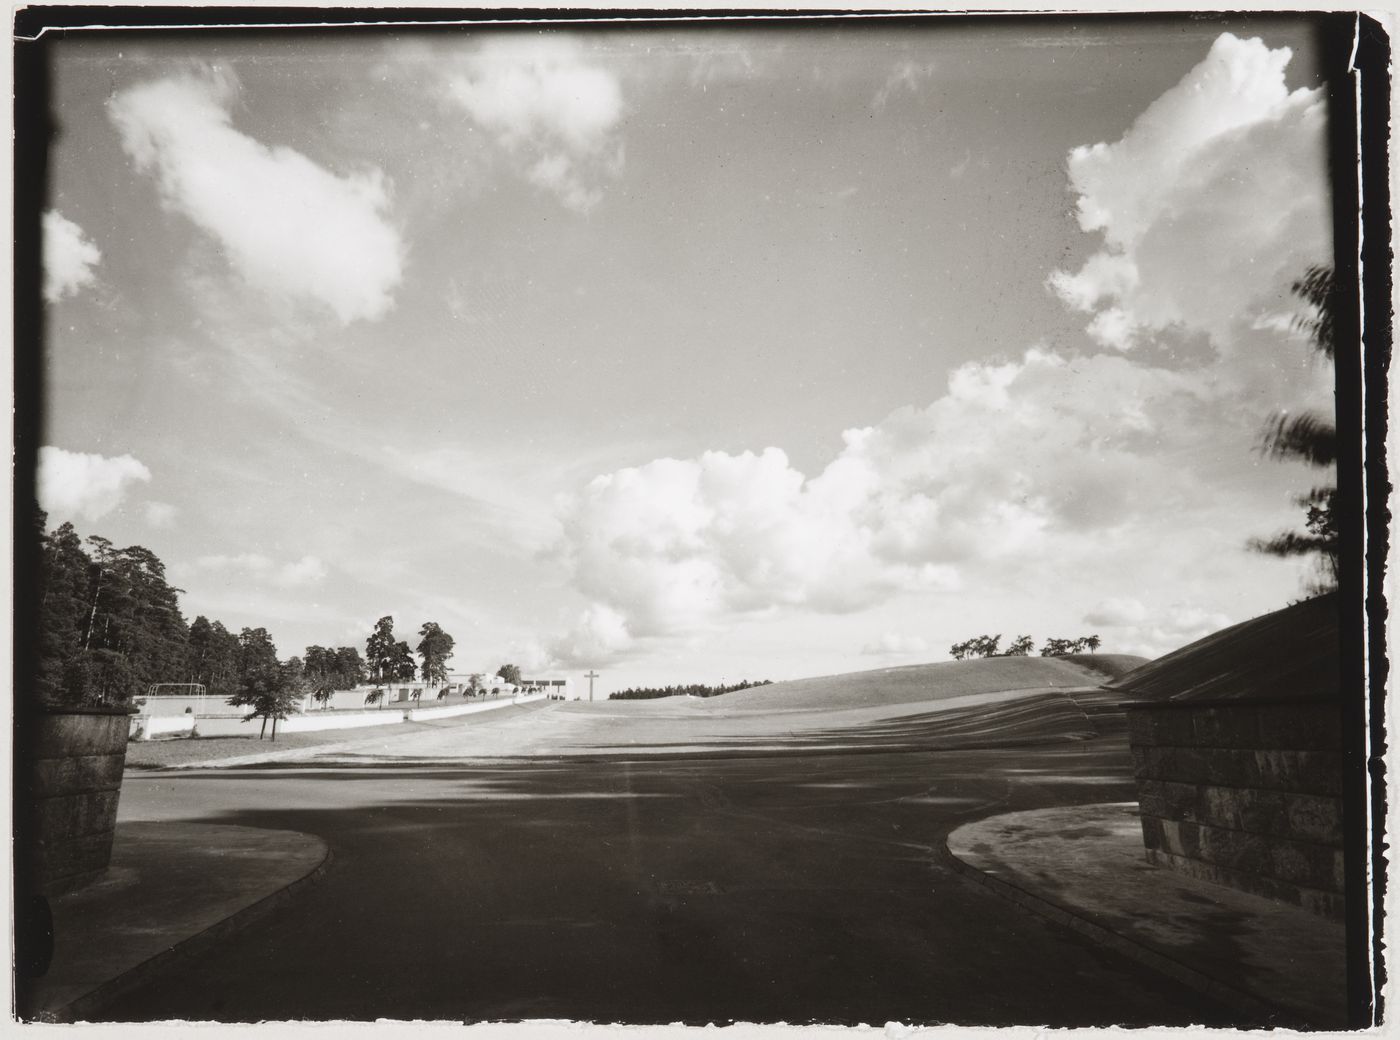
[1108, 593, 1337, 703]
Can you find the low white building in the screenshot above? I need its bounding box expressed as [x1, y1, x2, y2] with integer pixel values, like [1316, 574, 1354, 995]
[523, 676, 578, 700]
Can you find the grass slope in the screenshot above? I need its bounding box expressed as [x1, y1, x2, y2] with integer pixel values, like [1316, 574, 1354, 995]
[709, 654, 1149, 713]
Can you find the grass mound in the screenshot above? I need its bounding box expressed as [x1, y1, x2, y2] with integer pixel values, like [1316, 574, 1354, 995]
[708, 654, 1149, 713]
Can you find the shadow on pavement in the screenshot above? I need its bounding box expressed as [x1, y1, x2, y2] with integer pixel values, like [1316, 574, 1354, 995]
[89, 737, 1263, 1028]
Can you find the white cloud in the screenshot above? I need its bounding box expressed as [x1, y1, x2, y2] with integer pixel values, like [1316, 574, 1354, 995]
[1048, 33, 1329, 364]
[144, 501, 179, 528]
[38, 446, 151, 522]
[43, 211, 101, 302]
[1107, 602, 1236, 660]
[110, 67, 403, 324]
[549, 604, 633, 668]
[552, 346, 1204, 658]
[196, 552, 328, 588]
[447, 36, 624, 212]
[549, 34, 1333, 667]
[861, 633, 930, 657]
[278, 555, 329, 586]
[1083, 597, 1149, 627]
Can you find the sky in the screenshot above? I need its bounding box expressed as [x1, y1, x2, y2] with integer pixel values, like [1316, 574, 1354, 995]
[36, 15, 1338, 694]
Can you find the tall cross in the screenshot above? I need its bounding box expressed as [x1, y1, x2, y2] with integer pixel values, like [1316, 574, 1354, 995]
[585, 670, 600, 702]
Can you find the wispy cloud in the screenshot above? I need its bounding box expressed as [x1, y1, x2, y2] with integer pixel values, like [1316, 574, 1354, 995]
[872, 60, 936, 110]
[196, 552, 328, 588]
[110, 66, 404, 324]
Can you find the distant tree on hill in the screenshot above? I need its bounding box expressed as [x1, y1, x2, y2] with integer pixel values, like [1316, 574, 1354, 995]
[1041, 635, 1101, 657]
[1248, 265, 1339, 595]
[1003, 635, 1035, 657]
[417, 622, 455, 686]
[949, 635, 1001, 659]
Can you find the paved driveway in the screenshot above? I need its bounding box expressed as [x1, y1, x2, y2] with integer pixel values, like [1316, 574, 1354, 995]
[102, 728, 1244, 1026]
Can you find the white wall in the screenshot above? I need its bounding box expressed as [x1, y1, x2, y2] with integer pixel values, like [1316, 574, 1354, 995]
[130, 714, 197, 740]
[192, 711, 405, 738]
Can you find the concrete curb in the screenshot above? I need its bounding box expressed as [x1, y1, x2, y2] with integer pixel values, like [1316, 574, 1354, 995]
[41, 839, 333, 1023]
[940, 834, 1304, 1029]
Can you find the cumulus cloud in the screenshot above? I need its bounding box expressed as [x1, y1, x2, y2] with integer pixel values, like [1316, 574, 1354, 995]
[38, 446, 151, 522]
[549, 33, 1332, 668]
[197, 552, 328, 587]
[549, 603, 633, 667]
[1048, 34, 1329, 363]
[861, 633, 930, 657]
[110, 67, 403, 323]
[43, 211, 101, 302]
[447, 35, 624, 212]
[552, 346, 1209, 657]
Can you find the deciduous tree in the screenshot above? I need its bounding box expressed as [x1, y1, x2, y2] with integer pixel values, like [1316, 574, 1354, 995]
[228, 627, 301, 740]
[1003, 635, 1035, 657]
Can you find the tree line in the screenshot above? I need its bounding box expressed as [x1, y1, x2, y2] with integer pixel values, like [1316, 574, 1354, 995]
[609, 679, 774, 701]
[33, 512, 465, 738]
[948, 634, 1101, 660]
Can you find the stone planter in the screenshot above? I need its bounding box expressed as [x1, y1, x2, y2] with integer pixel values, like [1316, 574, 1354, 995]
[23, 704, 134, 895]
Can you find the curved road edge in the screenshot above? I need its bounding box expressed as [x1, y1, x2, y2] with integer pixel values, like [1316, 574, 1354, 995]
[943, 804, 1326, 1029]
[29, 823, 333, 1024]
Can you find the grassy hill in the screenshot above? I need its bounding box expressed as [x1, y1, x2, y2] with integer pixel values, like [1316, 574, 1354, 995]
[707, 654, 1149, 714]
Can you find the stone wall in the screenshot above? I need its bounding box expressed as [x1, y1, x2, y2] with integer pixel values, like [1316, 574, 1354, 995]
[1128, 699, 1344, 919]
[27, 708, 132, 894]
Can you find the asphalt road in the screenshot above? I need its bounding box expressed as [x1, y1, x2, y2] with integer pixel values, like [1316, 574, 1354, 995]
[101, 728, 1246, 1026]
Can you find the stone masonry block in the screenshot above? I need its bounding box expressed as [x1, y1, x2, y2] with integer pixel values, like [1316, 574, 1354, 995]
[1146, 846, 1344, 920]
[1269, 842, 1345, 893]
[33, 829, 117, 888]
[1192, 707, 1262, 749]
[1256, 703, 1343, 751]
[32, 713, 130, 758]
[1252, 750, 1343, 796]
[27, 753, 126, 799]
[1285, 793, 1345, 845]
[30, 789, 122, 839]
